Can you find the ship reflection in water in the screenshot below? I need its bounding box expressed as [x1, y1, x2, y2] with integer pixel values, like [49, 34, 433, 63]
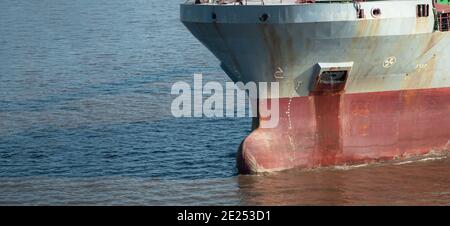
[1, 157, 449, 205]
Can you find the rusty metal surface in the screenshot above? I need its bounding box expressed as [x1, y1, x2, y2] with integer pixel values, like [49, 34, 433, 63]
[239, 87, 450, 173]
[180, 1, 450, 173]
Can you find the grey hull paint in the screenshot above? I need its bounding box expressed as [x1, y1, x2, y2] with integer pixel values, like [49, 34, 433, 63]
[181, 1, 450, 98]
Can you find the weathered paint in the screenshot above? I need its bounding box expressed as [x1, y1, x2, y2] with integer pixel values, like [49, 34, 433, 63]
[240, 87, 450, 173]
[181, 2, 448, 97]
[181, 1, 450, 173]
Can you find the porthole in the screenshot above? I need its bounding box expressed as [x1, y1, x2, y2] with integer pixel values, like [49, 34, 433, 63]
[371, 8, 381, 18]
[259, 13, 269, 22]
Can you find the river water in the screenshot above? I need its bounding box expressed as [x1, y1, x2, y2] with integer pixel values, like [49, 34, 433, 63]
[0, 0, 449, 205]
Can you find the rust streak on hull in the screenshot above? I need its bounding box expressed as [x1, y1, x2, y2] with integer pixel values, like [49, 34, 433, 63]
[238, 87, 450, 173]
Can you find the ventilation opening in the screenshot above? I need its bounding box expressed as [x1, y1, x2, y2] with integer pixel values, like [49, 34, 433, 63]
[417, 4, 430, 17]
[437, 12, 450, 31]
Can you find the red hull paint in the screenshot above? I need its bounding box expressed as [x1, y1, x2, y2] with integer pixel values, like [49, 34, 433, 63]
[238, 88, 450, 173]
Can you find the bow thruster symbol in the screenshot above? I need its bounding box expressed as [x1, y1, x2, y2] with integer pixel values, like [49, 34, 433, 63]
[383, 56, 397, 68]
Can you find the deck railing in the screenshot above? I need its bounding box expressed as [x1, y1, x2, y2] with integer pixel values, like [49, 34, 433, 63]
[187, 0, 450, 6]
[190, 0, 315, 5]
[188, 0, 370, 5]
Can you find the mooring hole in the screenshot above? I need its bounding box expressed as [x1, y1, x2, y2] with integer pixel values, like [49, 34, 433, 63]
[319, 71, 347, 84]
[372, 8, 382, 17]
[259, 13, 269, 22]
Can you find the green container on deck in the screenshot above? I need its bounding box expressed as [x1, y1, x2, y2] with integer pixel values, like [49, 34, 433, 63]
[437, 0, 449, 5]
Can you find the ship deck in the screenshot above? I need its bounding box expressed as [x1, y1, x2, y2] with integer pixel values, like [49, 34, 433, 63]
[188, 0, 346, 5]
[187, 0, 450, 14]
[188, 0, 450, 7]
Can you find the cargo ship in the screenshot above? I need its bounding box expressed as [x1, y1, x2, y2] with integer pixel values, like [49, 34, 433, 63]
[180, 0, 450, 174]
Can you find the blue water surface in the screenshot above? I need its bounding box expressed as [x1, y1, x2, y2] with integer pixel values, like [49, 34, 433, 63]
[0, 0, 249, 180]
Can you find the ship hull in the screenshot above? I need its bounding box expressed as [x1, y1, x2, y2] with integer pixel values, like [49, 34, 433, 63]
[239, 87, 450, 173]
[181, 1, 450, 173]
